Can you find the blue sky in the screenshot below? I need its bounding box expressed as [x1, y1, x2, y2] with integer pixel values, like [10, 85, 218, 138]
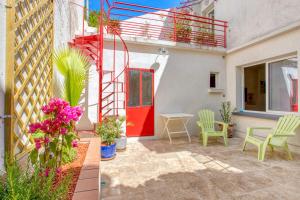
[89, 0, 182, 18]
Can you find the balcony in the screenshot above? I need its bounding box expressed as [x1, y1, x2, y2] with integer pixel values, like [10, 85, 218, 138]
[107, 2, 227, 48]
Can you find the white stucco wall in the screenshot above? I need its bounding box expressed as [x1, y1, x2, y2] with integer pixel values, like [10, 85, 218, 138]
[54, 0, 85, 48]
[214, 0, 300, 49]
[226, 24, 300, 152]
[78, 38, 226, 137]
[54, 0, 72, 48]
[0, 0, 6, 171]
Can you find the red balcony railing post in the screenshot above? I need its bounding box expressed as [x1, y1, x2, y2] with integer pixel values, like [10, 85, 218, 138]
[98, 0, 104, 123]
[224, 21, 227, 48]
[173, 12, 177, 42]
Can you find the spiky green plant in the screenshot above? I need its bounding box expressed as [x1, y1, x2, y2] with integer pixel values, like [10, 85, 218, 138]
[53, 48, 90, 106]
[219, 101, 233, 124]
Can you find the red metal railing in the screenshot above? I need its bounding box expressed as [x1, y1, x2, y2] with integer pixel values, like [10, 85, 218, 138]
[69, 0, 129, 122]
[108, 1, 227, 48]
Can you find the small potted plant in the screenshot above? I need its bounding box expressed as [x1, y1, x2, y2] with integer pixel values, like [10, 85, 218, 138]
[175, 24, 192, 43]
[114, 116, 134, 151]
[107, 19, 121, 34]
[96, 117, 117, 160]
[114, 116, 126, 151]
[219, 101, 235, 138]
[195, 30, 217, 46]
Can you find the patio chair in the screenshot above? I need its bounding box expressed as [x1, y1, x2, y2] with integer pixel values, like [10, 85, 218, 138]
[242, 115, 300, 161]
[197, 109, 228, 146]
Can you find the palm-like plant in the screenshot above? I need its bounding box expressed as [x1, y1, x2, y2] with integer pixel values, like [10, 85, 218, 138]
[53, 48, 90, 106]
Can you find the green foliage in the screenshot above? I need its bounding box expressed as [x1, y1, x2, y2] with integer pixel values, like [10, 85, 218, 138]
[114, 116, 125, 138]
[88, 11, 100, 27]
[173, 8, 192, 43]
[0, 159, 71, 200]
[62, 148, 77, 164]
[88, 11, 108, 28]
[96, 116, 123, 145]
[219, 101, 233, 124]
[30, 131, 77, 170]
[175, 24, 192, 42]
[54, 47, 90, 107]
[107, 19, 121, 34]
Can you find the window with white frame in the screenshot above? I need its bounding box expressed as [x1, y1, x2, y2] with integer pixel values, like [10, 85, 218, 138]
[243, 57, 298, 113]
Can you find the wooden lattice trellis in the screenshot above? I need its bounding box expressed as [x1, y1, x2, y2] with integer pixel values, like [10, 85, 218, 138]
[5, 0, 54, 159]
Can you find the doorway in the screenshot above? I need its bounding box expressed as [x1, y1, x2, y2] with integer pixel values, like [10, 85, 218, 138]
[126, 68, 154, 137]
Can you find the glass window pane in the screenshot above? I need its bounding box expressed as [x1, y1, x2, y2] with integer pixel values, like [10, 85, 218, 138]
[269, 57, 298, 112]
[142, 71, 153, 106]
[128, 70, 140, 107]
[244, 64, 266, 111]
[210, 73, 216, 88]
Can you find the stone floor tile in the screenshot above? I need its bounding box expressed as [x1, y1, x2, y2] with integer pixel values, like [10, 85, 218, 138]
[73, 190, 98, 200]
[100, 136, 300, 200]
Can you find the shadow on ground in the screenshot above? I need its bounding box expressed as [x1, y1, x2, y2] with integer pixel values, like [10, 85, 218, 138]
[101, 137, 300, 200]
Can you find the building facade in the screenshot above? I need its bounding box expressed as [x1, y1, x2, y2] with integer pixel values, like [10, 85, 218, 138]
[1, 0, 300, 170]
[195, 0, 300, 151]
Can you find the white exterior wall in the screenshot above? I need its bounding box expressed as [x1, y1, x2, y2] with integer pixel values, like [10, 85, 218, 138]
[80, 39, 226, 137]
[54, 0, 74, 48]
[0, 0, 7, 171]
[215, 0, 300, 49]
[226, 25, 300, 152]
[54, 0, 85, 48]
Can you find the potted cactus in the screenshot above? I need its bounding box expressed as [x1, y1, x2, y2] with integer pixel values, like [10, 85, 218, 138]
[219, 101, 235, 138]
[96, 117, 117, 160]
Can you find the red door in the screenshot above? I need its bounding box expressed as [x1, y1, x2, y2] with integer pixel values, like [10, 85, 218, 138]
[126, 68, 154, 137]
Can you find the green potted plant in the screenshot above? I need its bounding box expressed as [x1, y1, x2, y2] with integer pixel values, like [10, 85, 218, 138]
[107, 19, 121, 34]
[195, 31, 216, 46]
[175, 24, 192, 43]
[219, 101, 235, 138]
[114, 116, 126, 151]
[114, 116, 133, 151]
[96, 117, 117, 160]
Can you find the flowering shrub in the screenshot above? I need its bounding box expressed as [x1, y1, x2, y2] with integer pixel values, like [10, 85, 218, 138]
[29, 98, 83, 173]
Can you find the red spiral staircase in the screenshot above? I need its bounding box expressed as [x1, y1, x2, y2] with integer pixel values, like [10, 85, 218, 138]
[69, 0, 129, 122]
[69, 0, 228, 123]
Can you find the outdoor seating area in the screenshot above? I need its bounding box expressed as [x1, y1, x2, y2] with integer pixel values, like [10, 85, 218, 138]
[1, 0, 300, 199]
[101, 136, 300, 200]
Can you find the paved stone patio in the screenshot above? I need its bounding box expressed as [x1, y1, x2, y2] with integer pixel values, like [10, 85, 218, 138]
[101, 136, 300, 200]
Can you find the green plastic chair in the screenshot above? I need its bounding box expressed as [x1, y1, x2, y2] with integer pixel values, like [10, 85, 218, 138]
[197, 109, 228, 146]
[242, 115, 300, 161]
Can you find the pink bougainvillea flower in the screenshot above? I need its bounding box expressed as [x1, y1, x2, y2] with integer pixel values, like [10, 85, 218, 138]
[44, 168, 50, 177]
[72, 140, 78, 148]
[56, 167, 62, 175]
[35, 141, 41, 150]
[44, 137, 50, 144]
[28, 122, 41, 133]
[40, 119, 52, 134]
[29, 98, 84, 170]
[73, 106, 83, 119]
[59, 127, 68, 135]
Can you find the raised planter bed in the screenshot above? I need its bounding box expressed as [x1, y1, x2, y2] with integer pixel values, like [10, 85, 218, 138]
[62, 143, 89, 200]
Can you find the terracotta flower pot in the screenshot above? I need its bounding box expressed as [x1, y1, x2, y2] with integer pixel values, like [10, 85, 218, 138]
[218, 124, 235, 138]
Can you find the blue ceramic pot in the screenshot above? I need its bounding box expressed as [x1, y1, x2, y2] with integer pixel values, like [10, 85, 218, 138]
[101, 143, 116, 159]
